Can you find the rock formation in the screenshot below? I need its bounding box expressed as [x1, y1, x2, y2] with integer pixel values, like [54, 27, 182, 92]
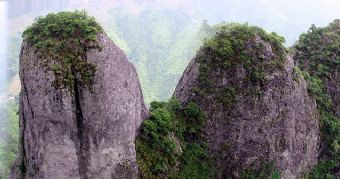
[10, 12, 148, 179]
[174, 24, 320, 179]
[9, 11, 327, 179]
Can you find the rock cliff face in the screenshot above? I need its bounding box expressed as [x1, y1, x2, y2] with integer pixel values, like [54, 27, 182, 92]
[174, 24, 320, 179]
[10, 32, 148, 179]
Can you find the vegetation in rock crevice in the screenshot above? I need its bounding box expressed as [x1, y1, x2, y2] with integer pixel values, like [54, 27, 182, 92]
[136, 98, 216, 179]
[22, 10, 102, 91]
[294, 20, 340, 179]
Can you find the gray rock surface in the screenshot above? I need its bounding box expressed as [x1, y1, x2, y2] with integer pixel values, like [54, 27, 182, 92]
[10, 33, 148, 179]
[174, 37, 320, 179]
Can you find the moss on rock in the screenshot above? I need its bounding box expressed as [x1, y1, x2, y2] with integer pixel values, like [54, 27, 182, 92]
[22, 10, 102, 90]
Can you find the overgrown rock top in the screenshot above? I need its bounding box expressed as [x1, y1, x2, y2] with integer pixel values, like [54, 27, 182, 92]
[22, 10, 102, 90]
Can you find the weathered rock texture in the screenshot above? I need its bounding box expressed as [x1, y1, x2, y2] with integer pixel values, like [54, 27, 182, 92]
[10, 33, 148, 179]
[174, 36, 320, 179]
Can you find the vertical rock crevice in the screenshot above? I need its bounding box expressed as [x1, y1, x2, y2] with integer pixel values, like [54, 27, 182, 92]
[73, 72, 87, 179]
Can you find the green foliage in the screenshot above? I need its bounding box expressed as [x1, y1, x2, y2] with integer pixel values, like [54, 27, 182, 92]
[195, 23, 287, 109]
[183, 102, 205, 138]
[240, 161, 281, 179]
[303, 74, 333, 111]
[150, 101, 168, 111]
[140, 108, 174, 153]
[220, 87, 236, 108]
[136, 102, 180, 179]
[295, 20, 340, 178]
[293, 66, 303, 82]
[22, 10, 102, 90]
[302, 161, 337, 179]
[294, 20, 340, 77]
[0, 101, 19, 178]
[171, 143, 216, 179]
[136, 99, 216, 179]
[204, 23, 286, 65]
[303, 72, 340, 175]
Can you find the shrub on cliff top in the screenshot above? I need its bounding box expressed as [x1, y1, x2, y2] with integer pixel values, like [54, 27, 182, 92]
[199, 23, 287, 83]
[195, 23, 287, 110]
[22, 10, 102, 90]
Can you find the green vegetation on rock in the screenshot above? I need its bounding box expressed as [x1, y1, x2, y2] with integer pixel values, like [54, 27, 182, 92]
[136, 99, 216, 179]
[294, 20, 340, 178]
[22, 10, 102, 90]
[301, 160, 336, 179]
[195, 23, 287, 109]
[293, 66, 303, 82]
[294, 20, 340, 78]
[240, 161, 280, 179]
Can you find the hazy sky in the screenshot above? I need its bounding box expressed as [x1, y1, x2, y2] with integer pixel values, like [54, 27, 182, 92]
[0, 1, 7, 94]
[0, 2, 6, 54]
[8, 0, 340, 43]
